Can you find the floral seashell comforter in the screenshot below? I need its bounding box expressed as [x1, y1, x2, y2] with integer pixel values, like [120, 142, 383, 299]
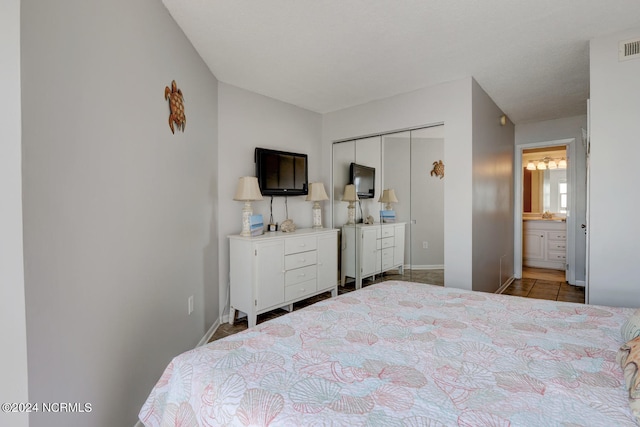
[140, 281, 638, 426]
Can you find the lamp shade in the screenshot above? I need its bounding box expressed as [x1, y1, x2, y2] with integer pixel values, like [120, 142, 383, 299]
[234, 176, 263, 201]
[378, 189, 399, 204]
[341, 184, 359, 202]
[306, 182, 329, 202]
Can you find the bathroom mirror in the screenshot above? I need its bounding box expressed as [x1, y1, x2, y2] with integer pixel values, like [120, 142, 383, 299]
[522, 147, 567, 215]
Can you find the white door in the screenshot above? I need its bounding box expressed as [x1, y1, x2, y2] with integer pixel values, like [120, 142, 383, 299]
[523, 231, 545, 261]
[361, 227, 378, 277]
[317, 233, 338, 291]
[393, 224, 405, 268]
[255, 240, 285, 311]
[584, 100, 591, 299]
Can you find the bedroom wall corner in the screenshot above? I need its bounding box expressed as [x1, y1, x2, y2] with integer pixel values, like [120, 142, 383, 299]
[322, 78, 474, 289]
[217, 83, 323, 321]
[0, 1, 29, 427]
[471, 79, 515, 293]
[21, 0, 219, 426]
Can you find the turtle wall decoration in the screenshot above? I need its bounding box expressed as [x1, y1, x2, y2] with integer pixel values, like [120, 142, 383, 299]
[164, 80, 186, 134]
[430, 160, 445, 179]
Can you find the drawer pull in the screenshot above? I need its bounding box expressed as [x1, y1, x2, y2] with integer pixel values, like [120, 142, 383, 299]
[298, 273, 306, 277]
[299, 258, 306, 263]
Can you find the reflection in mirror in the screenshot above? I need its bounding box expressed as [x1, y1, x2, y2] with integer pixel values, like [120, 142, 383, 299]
[409, 126, 444, 286]
[383, 131, 411, 282]
[354, 136, 382, 224]
[332, 140, 355, 227]
[335, 137, 382, 289]
[522, 146, 567, 216]
[332, 125, 445, 290]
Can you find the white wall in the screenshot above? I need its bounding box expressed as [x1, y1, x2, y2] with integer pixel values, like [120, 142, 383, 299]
[589, 27, 640, 307]
[323, 78, 474, 289]
[217, 83, 323, 318]
[0, 1, 29, 427]
[21, 0, 219, 425]
[471, 80, 515, 292]
[516, 115, 588, 283]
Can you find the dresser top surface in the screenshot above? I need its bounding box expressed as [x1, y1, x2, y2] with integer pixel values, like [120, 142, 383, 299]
[228, 227, 338, 241]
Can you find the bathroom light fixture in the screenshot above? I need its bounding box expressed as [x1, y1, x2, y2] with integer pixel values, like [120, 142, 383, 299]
[527, 156, 567, 171]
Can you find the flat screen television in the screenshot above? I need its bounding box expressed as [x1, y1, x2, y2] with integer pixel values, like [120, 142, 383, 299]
[350, 162, 375, 199]
[255, 147, 308, 196]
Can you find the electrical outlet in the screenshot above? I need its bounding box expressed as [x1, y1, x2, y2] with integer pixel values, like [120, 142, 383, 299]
[188, 295, 194, 315]
[422, 241, 428, 249]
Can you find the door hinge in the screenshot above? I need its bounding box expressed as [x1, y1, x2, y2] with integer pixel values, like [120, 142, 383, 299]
[255, 249, 257, 256]
[255, 299, 257, 306]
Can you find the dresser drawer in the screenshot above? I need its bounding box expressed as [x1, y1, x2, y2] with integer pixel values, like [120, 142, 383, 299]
[285, 278, 317, 301]
[377, 236, 394, 249]
[548, 232, 566, 241]
[381, 257, 395, 270]
[547, 251, 566, 261]
[548, 241, 566, 251]
[285, 236, 317, 255]
[381, 227, 394, 238]
[285, 250, 317, 270]
[285, 265, 317, 287]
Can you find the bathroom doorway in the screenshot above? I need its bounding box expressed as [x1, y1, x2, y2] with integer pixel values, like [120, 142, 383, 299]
[515, 139, 577, 285]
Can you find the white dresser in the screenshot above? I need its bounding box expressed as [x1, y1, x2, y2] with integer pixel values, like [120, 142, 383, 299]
[523, 220, 567, 270]
[228, 228, 338, 328]
[341, 222, 406, 289]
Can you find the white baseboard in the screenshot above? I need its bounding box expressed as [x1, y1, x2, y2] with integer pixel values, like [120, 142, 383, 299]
[405, 264, 445, 270]
[575, 280, 586, 287]
[496, 275, 515, 294]
[197, 319, 220, 348]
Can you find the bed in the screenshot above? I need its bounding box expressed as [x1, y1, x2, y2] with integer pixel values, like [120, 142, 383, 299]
[139, 280, 639, 426]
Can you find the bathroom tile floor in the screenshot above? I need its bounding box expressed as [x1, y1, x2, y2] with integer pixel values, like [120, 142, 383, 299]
[210, 267, 584, 343]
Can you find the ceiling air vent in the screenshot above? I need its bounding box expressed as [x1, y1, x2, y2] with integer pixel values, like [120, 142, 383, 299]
[619, 37, 640, 61]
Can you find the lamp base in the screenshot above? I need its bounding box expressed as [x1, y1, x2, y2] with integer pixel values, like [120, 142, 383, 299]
[345, 202, 356, 225]
[240, 202, 253, 237]
[312, 202, 323, 228]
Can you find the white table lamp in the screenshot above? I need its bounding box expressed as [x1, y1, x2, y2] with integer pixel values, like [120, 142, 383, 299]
[234, 176, 263, 236]
[379, 189, 399, 210]
[341, 184, 359, 225]
[306, 182, 329, 228]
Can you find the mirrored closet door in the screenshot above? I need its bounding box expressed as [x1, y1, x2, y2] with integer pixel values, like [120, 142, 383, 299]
[332, 125, 444, 290]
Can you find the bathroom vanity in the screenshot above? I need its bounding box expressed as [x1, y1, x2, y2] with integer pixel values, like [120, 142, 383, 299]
[523, 219, 566, 271]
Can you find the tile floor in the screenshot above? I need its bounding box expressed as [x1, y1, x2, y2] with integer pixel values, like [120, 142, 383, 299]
[209, 266, 584, 343]
[503, 267, 585, 304]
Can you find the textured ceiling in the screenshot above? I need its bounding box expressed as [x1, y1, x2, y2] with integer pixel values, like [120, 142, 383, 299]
[162, 0, 640, 124]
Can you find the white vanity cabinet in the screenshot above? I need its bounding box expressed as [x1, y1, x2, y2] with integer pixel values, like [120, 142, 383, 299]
[229, 228, 338, 328]
[523, 220, 566, 270]
[341, 222, 406, 289]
